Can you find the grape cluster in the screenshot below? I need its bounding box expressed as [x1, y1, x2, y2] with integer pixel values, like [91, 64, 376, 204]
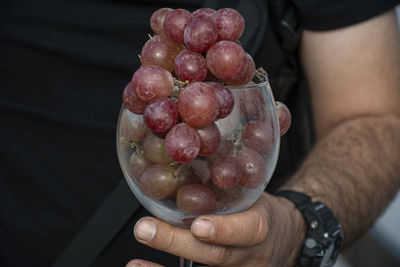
[120, 7, 291, 217]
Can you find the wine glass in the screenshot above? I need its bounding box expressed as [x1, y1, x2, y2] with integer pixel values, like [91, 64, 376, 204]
[116, 71, 280, 266]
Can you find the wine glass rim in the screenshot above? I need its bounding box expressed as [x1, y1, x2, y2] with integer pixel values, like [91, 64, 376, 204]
[226, 70, 269, 90]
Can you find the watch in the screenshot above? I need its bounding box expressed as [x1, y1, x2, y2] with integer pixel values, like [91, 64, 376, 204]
[274, 190, 344, 267]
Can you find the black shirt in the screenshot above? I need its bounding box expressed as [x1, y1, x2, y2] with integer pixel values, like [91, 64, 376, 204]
[0, 0, 398, 266]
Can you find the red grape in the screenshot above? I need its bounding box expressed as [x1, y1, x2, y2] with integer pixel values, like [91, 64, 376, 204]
[192, 8, 216, 18]
[210, 155, 243, 189]
[205, 82, 234, 119]
[236, 147, 267, 188]
[165, 123, 201, 163]
[139, 165, 179, 200]
[143, 97, 178, 132]
[176, 165, 202, 186]
[212, 8, 245, 41]
[224, 53, 255, 86]
[276, 101, 291, 136]
[188, 158, 211, 184]
[163, 9, 193, 44]
[177, 82, 218, 127]
[119, 109, 150, 143]
[131, 65, 174, 103]
[175, 50, 207, 83]
[211, 184, 243, 204]
[176, 184, 216, 214]
[122, 82, 147, 115]
[184, 16, 218, 53]
[141, 35, 184, 72]
[143, 132, 174, 165]
[207, 138, 235, 163]
[150, 8, 173, 35]
[128, 153, 150, 181]
[206, 40, 247, 81]
[239, 87, 266, 120]
[242, 120, 274, 153]
[196, 122, 221, 157]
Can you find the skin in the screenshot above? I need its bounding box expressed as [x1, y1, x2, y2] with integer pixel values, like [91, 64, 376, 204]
[127, 10, 400, 267]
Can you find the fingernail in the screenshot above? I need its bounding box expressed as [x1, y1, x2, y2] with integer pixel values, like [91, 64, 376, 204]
[134, 218, 156, 242]
[191, 218, 214, 239]
[130, 263, 141, 267]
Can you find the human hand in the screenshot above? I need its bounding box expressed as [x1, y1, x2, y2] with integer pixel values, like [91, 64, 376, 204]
[126, 192, 306, 267]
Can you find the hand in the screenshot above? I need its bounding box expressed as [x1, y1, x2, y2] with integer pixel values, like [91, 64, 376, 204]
[126, 192, 306, 267]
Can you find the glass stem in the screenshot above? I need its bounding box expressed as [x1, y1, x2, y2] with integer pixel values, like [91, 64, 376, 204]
[180, 257, 193, 267]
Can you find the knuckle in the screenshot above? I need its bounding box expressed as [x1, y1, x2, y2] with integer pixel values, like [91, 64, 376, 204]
[208, 245, 232, 266]
[163, 230, 179, 251]
[254, 213, 268, 244]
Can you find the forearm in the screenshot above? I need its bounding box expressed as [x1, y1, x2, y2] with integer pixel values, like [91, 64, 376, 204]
[280, 114, 400, 247]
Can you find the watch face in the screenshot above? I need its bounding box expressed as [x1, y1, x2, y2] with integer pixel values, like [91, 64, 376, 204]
[320, 243, 335, 267]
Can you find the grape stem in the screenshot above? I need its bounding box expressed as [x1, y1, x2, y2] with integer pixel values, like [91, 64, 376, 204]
[227, 123, 245, 156]
[256, 67, 268, 76]
[255, 67, 268, 81]
[119, 137, 143, 154]
[131, 142, 143, 154]
[173, 77, 189, 90]
[275, 102, 281, 118]
[171, 163, 184, 177]
[171, 78, 189, 99]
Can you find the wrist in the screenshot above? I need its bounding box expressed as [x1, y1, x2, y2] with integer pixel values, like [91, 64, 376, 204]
[275, 195, 307, 266]
[261, 193, 307, 267]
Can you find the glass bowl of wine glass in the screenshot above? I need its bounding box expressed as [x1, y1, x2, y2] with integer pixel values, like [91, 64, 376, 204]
[116, 71, 280, 228]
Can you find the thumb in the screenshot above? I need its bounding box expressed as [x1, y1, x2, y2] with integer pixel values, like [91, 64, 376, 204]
[190, 199, 269, 247]
[126, 259, 165, 267]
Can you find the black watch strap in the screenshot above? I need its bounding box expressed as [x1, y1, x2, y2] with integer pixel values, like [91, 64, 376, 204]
[274, 190, 311, 208]
[274, 190, 344, 267]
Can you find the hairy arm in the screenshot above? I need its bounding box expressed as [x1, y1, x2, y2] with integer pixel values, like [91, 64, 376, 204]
[281, 9, 400, 247]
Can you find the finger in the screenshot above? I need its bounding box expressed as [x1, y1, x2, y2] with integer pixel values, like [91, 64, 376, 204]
[134, 216, 246, 266]
[126, 259, 165, 267]
[191, 201, 268, 247]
